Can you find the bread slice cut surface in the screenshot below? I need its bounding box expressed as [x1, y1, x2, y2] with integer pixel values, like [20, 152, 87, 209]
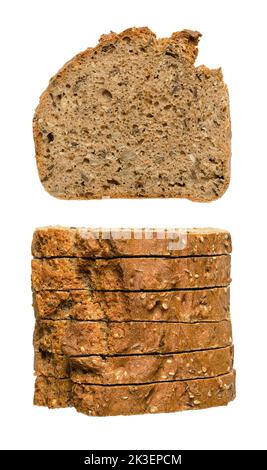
[33, 27, 231, 201]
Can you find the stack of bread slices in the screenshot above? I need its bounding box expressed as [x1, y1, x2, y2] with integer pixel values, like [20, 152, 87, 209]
[32, 227, 235, 416]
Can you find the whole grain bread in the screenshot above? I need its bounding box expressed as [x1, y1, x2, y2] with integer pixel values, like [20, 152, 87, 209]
[32, 227, 232, 258]
[33, 286, 230, 322]
[34, 319, 232, 355]
[34, 376, 72, 408]
[31, 255, 231, 291]
[34, 371, 235, 413]
[72, 371, 235, 416]
[34, 346, 233, 383]
[33, 28, 231, 201]
[71, 346, 233, 384]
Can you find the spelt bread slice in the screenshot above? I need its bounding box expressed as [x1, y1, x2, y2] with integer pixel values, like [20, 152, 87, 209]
[33, 286, 230, 322]
[71, 346, 233, 384]
[72, 371, 235, 416]
[34, 346, 233, 383]
[34, 319, 232, 355]
[34, 376, 72, 408]
[33, 27, 231, 201]
[32, 227, 232, 258]
[31, 255, 230, 291]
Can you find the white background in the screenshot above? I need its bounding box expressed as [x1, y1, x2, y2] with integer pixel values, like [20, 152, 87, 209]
[0, 0, 266, 450]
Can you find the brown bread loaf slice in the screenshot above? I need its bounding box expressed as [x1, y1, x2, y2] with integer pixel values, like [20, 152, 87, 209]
[32, 227, 232, 258]
[34, 319, 232, 355]
[33, 286, 230, 322]
[34, 376, 72, 408]
[72, 371, 235, 416]
[34, 346, 233, 382]
[33, 28, 231, 201]
[70, 346, 233, 384]
[31, 255, 231, 291]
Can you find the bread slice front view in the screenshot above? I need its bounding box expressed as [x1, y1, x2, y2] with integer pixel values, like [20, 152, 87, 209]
[33, 27, 231, 201]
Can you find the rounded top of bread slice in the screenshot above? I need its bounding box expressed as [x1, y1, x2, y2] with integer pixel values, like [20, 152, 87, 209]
[32, 226, 232, 258]
[33, 27, 231, 201]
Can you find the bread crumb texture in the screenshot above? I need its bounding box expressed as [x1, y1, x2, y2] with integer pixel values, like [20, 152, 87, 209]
[33, 27, 231, 200]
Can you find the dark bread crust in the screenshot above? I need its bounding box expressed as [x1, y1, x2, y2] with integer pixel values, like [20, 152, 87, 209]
[33, 286, 230, 322]
[72, 371, 236, 416]
[34, 319, 232, 355]
[32, 227, 232, 258]
[33, 28, 231, 201]
[31, 255, 231, 291]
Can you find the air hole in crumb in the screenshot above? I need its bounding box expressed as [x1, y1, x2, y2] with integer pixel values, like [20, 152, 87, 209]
[122, 36, 131, 44]
[101, 44, 115, 53]
[83, 158, 90, 164]
[102, 89, 112, 100]
[66, 84, 71, 88]
[47, 132, 54, 143]
[107, 178, 120, 185]
[132, 124, 139, 134]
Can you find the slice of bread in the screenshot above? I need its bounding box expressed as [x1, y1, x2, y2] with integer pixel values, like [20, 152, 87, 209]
[33, 28, 231, 201]
[31, 255, 231, 291]
[32, 227, 232, 258]
[34, 346, 233, 383]
[34, 319, 232, 355]
[72, 371, 235, 416]
[33, 286, 230, 322]
[34, 371, 235, 412]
